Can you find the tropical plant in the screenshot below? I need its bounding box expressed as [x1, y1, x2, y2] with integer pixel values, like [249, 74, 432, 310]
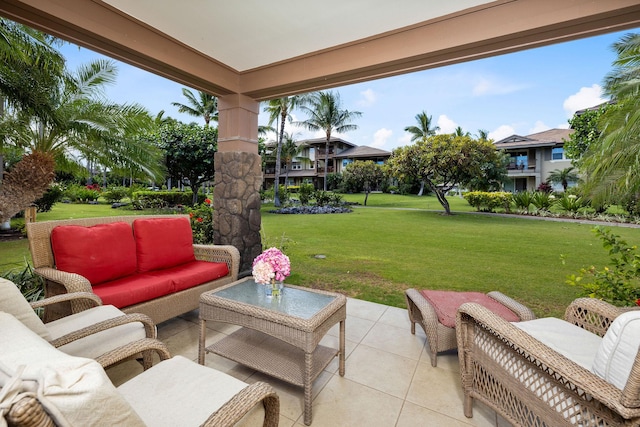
[565, 104, 610, 160]
[512, 190, 534, 213]
[453, 126, 470, 137]
[1, 263, 44, 303]
[342, 160, 384, 206]
[101, 186, 128, 203]
[556, 193, 588, 213]
[297, 91, 361, 191]
[403, 110, 439, 196]
[579, 33, 640, 210]
[279, 134, 309, 188]
[186, 198, 214, 244]
[531, 191, 554, 211]
[566, 226, 640, 307]
[33, 183, 64, 212]
[264, 96, 302, 206]
[463, 191, 512, 213]
[171, 88, 218, 126]
[547, 167, 579, 191]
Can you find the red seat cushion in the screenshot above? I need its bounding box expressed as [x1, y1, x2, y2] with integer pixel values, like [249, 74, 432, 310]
[420, 290, 520, 328]
[133, 217, 195, 273]
[51, 222, 137, 285]
[155, 261, 230, 292]
[92, 273, 174, 308]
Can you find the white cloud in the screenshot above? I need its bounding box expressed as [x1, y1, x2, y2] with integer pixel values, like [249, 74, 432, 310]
[372, 128, 392, 148]
[528, 120, 550, 134]
[357, 88, 377, 107]
[563, 84, 607, 117]
[436, 115, 457, 134]
[489, 125, 516, 142]
[471, 76, 528, 96]
[396, 132, 413, 148]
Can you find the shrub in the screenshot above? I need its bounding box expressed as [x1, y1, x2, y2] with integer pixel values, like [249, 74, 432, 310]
[131, 190, 204, 209]
[299, 184, 314, 206]
[537, 182, 553, 193]
[34, 184, 63, 212]
[314, 190, 333, 207]
[185, 198, 213, 244]
[463, 191, 512, 212]
[512, 191, 534, 213]
[102, 186, 128, 203]
[556, 193, 589, 213]
[2, 263, 44, 303]
[566, 227, 640, 307]
[64, 184, 100, 203]
[531, 191, 554, 212]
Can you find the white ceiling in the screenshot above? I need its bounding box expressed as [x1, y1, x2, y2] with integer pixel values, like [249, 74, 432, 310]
[104, 0, 492, 71]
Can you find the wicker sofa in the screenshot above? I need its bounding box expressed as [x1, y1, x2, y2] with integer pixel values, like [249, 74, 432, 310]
[456, 298, 640, 426]
[26, 215, 240, 324]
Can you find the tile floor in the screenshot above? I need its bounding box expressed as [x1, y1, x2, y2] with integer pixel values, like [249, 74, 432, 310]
[106, 297, 511, 426]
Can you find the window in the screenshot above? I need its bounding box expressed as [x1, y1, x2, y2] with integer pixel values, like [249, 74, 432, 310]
[552, 147, 565, 160]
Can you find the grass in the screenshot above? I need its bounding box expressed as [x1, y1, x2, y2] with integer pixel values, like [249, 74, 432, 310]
[2, 194, 639, 318]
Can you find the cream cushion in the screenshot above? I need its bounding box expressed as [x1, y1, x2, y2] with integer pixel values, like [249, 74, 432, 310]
[46, 304, 148, 359]
[118, 355, 248, 426]
[513, 317, 602, 370]
[592, 311, 640, 390]
[0, 311, 145, 426]
[0, 278, 51, 340]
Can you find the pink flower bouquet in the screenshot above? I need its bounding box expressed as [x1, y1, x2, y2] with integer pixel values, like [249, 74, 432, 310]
[252, 247, 291, 285]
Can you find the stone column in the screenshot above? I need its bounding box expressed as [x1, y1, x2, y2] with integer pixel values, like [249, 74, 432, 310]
[214, 95, 262, 275]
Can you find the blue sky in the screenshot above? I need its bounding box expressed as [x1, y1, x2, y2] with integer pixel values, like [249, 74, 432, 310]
[60, 27, 639, 152]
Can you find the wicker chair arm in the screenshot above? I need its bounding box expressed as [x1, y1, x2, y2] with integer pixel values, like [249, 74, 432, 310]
[202, 381, 280, 427]
[193, 244, 240, 280]
[487, 291, 536, 320]
[29, 292, 102, 310]
[94, 338, 171, 368]
[564, 297, 624, 337]
[49, 313, 157, 348]
[456, 302, 640, 419]
[33, 267, 92, 294]
[405, 289, 440, 323]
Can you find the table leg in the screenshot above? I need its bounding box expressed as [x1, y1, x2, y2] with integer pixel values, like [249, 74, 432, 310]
[339, 319, 345, 376]
[198, 318, 206, 365]
[304, 351, 313, 426]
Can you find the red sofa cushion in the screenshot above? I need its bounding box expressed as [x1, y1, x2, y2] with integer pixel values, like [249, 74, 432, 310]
[51, 222, 137, 285]
[420, 290, 520, 328]
[92, 273, 175, 308]
[156, 260, 229, 292]
[133, 217, 195, 273]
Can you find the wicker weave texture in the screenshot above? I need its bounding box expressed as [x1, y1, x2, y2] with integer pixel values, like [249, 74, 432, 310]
[456, 300, 640, 427]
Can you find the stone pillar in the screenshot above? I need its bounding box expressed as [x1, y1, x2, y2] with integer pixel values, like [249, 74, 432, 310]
[214, 95, 262, 275]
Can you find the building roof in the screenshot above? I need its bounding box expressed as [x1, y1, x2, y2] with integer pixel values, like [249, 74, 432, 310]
[300, 137, 356, 148]
[494, 128, 573, 149]
[333, 145, 391, 158]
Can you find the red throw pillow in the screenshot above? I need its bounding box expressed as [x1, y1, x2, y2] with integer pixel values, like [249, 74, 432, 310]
[133, 217, 195, 273]
[51, 222, 137, 285]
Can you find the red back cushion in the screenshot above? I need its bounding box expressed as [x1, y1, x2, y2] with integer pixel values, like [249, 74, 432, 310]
[133, 217, 195, 273]
[51, 222, 137, 285]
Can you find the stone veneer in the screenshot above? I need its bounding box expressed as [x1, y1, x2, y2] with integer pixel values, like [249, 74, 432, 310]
[213, 151, 262, 275]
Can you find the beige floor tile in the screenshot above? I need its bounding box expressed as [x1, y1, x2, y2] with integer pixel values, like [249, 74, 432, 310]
[377, 305, 413, 329]
[397, 400, 487, 427]
[361, 321, 425, 360]
[346, 297, 388, 322]
[320, 333, 358, 374]
[326, 314, 374, 343]
[307, 375, 404, 426]
[157, 316, 195, 340]
[345, 344, 418, 398]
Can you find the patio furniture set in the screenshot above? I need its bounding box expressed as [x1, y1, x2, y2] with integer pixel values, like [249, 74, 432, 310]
[4, 214, 640, 426]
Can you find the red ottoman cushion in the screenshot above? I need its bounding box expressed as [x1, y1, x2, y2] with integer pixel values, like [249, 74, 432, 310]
[51, 222, 137, 285]
[420, 290, 519, 328]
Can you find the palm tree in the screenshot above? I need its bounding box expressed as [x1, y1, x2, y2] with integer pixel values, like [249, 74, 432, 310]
[548, 167, 579, 191]
[171, 88, 218, 126]
[404, 111, 439, 195]
[264, 96, 302, 206]
[453, 126, 470, 137]
[476, 129, 490, 141]
[580, 33, 640, 210]
[279, 134, 309, 188]
[298, 91, 361, 191]
[404, 111, 439, 142]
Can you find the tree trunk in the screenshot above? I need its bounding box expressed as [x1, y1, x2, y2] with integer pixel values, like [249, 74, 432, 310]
[323, 134, 330, 191]
[191, 182, 200, 205]
[273, 110, 287, 207]
[417, 181, 425, 196]
[426, 180, 451, 214]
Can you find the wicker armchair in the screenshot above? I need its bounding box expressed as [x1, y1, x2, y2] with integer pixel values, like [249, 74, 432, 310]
[456, 298, 640, 426]
[0, 277, 158, 370]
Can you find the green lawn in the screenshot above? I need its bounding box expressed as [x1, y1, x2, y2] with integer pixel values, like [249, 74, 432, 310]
[2, 195, 639, 318]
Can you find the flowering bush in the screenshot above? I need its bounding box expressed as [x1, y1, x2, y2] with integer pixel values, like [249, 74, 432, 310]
[566, 227, 640, 307]
[185, 198, 213, 244]
[252, 247, 291, 284]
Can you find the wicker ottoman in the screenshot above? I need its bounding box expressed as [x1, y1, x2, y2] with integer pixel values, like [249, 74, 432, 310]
[405, 289, 536, 366]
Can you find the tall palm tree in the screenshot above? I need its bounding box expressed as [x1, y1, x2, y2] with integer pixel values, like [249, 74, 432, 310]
[404, 111, 439, 195]
[264, 96, 302, 206]
[476, 129, 490, 141]
[279, 134, 309, 188]
[404, 111, 439, 142]
[298, 91, 361, 191]
[171, 88, 218, 126]
[581, 33, 640, 208]
[548, 167, 579, 191]
[453, 126, 470, 137]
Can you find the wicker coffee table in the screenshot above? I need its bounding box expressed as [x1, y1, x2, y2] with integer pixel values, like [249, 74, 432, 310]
[198, 277, 346, 426]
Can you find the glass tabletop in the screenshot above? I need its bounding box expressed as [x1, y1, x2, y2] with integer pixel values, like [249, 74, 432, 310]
[215, 279, 336, 319]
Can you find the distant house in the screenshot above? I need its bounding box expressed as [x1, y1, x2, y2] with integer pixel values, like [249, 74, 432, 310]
[493, 129, 574, 192]
[263, 137, 390, 189]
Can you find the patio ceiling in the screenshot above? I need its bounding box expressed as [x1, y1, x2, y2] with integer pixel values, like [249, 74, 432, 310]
[1, 0, 640, 101]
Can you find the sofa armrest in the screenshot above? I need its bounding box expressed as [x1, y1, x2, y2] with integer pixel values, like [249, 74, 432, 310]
[564, 297, 625, 338]
[202, 381, 279, 427]
[456, 302, 640, 423]
[193, 244, 240, 280]
[34, 267, 93, 294]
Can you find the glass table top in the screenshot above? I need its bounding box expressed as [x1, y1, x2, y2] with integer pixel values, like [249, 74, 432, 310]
[214, 279, 336, 319]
